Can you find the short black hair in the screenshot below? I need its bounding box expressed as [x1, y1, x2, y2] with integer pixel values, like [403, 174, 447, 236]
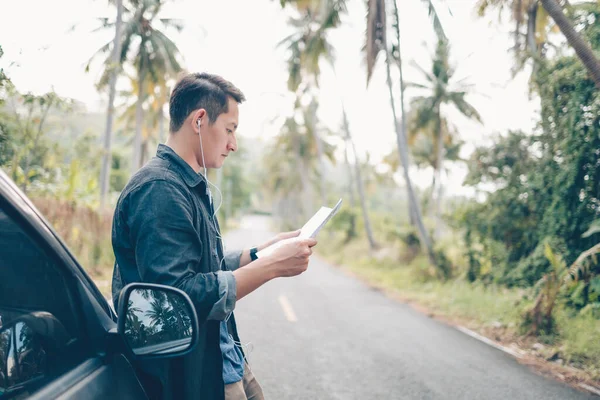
[169, 72, 245, 132]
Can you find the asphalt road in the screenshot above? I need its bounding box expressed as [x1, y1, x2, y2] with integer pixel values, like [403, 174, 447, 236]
[224, 215, 595, 400]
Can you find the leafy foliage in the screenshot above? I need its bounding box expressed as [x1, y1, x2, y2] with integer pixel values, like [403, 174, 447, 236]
[459, 5, 600, 320]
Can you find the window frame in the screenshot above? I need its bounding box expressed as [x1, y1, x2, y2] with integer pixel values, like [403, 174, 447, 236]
[0, 195, 100, 397]
[0, 175, 114, 320]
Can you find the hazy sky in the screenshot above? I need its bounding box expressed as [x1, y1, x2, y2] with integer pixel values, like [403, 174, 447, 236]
[0, 0, 538, 196]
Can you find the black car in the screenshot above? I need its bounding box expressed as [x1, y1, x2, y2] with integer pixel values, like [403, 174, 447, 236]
[0, 169, 200, 399]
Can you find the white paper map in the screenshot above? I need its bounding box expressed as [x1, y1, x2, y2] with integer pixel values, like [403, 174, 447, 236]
[256, 198, 343, 259]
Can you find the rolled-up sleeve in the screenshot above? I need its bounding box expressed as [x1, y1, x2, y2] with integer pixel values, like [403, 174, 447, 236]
[223, 250, 243, 271]
[207, 271, 237, 320]
[126, 180, 222, 323]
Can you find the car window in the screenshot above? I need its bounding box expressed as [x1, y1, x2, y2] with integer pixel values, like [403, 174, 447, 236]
[0, 205, 89, 399]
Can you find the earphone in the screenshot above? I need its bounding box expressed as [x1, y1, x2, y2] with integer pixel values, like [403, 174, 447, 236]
[197, 118, 224, 217]
[197, 118, 225, 242]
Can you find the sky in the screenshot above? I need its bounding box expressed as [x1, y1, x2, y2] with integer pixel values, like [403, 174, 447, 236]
[0, 0, 539, 196]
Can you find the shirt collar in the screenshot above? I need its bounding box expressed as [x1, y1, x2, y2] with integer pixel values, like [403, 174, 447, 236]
[156, 144, 208, 189]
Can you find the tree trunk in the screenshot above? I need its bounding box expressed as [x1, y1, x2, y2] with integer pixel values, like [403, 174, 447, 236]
[526, 2, 538, 55]
[429, 166, 436, 217]
[158, 102, 166, 144]
[540, 0, 600, 89]
[434, 111, 443, 239]
[384, 49, 436, 266]
[140, 139, 148, 166]
[343, 136, 356, 208]
[342, 104, 378, 250]
[342, 136, 358, 242]
[100, 0, 123, 211]
[133, 65, 146, 174]
[391, 0, 417, 227]
[514, 0, 523, 53]
[309, 100, 327, 205]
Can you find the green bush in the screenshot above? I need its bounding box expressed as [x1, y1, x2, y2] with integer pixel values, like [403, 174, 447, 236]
[505, 237, 567, 287]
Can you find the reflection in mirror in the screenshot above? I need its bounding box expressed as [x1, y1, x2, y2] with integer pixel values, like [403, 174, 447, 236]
[124, 288, 193, 356]
[0, 321, 47, 395]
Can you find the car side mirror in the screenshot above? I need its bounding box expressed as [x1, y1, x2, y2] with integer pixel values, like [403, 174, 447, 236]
[117, 283, 199, 359]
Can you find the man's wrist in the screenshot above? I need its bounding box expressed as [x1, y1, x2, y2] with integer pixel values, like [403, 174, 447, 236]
[249, 246, 258, 261]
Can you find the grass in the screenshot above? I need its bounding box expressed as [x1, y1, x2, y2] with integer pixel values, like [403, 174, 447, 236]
[558, 311, 600, 377]
[317, 231, 600, 382]
[32, 197, 115, 297]
[318, 233, 524, 329]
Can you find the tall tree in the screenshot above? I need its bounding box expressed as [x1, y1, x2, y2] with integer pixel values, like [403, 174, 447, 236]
[118, 75, 170, 165]
[99, 0, 123, 210]
[383, 118, 464, 214]
[264, 108, 336, 224]
[409, 39, 482, 237]
[366, 0, 436, 264]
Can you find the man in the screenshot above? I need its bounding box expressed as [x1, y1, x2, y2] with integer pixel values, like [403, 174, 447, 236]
[111, 72, 317, 400]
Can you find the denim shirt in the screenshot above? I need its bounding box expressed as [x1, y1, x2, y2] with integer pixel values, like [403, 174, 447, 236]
[111, 144, 245, 391]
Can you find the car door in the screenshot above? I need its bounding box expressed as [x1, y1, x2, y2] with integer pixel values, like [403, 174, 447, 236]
[0, 172, 148, 399]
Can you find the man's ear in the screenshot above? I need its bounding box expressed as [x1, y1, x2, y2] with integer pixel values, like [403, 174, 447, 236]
[191, 109, 207, 133]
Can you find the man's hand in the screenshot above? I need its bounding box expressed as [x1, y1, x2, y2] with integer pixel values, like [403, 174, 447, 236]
[239, 230, 304, 269]
[258, 230, 301, 251]
[265, 237, 317, 278]
[233, 237, 317, 300]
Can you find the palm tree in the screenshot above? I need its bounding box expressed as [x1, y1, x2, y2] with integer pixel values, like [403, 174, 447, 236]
[383, 118, 463, 214]
[89, 0, 183, 175]
[410, 124, 463, 198]
[99, 0, 123, 211]
[118, 75, 169, 165]
[265, 103, 336, 224]
[409, 39, 482, 237]
[539, 0, 600, 88]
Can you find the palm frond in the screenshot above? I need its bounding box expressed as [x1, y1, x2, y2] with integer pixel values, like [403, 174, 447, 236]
[449, 92, 483, 123]
[421, 0, 447, 41]
[410, 60, 435, 83]
[160, 18, 185, 32]
[320, 0, 347, 29]
[92, 17, 115, 33]
[582, 219, 600, 238]
[567, 243, 600, 282]
[405, 81, 430, 90]
[152, 29, 183, 74]
[85, 39, 113, 73]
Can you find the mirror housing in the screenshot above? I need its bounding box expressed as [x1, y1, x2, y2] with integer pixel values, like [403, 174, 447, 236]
[117, 283, 198, 360]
